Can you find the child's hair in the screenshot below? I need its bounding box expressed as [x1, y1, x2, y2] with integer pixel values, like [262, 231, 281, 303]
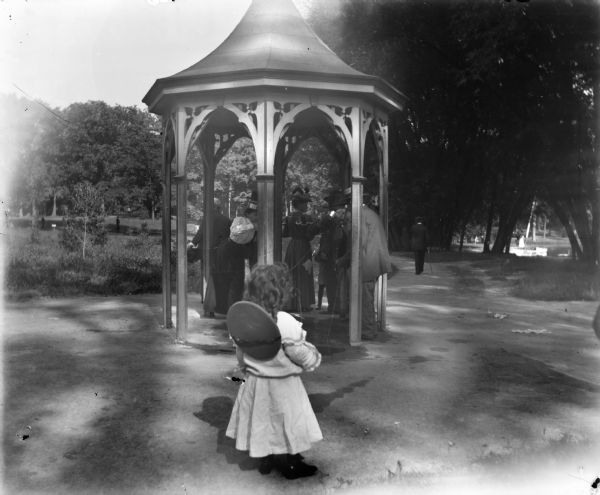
[246, 263, 293, 318]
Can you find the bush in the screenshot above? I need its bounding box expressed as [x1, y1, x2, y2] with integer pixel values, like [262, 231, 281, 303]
[60, 219, 81, 252]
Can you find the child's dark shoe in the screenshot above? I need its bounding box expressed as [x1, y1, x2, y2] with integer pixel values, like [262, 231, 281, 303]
[275, 454, 317, 479]
[258, 455, 273, 475]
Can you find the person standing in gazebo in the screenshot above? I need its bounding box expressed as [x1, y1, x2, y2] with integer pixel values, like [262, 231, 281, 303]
[283, 187, 319, 312]
[315, 189, 346, 313]
[335, 192, 391, 339]
[243, 191, 259, 269]
[213, 214, 255, 315]
[191, 198, 232, 317]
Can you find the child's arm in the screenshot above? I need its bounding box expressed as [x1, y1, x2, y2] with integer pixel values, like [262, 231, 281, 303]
[277, 312, 322, 372]
[233, 345, 247, 374]
[283, 340, 321, 372]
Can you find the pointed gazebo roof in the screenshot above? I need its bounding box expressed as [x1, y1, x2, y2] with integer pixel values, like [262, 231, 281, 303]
[143, 0, 405, 114]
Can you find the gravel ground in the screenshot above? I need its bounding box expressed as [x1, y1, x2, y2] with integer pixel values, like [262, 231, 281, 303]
[3, 254, 600, 495]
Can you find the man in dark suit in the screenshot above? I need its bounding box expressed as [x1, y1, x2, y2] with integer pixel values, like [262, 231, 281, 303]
[192, 198, 231, 316]
[410, 217, 429, 275]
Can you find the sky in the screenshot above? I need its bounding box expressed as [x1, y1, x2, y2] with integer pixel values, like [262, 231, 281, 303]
[0, 0, 319, 109]
[0, 0, 316, 204]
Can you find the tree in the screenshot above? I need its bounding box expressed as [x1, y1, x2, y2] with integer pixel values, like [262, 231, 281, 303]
[61, 181, 105, 259]
[307, 0, 600, 259]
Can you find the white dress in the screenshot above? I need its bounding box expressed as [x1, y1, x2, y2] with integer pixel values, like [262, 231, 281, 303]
[225, 311, 323, 458]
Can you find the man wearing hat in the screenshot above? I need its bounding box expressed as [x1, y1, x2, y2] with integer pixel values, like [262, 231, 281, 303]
[334, 191, 391, 339]
[283, 186, 319, 312]
[213, 195, 257, 315]
[410, 216, 429, 275]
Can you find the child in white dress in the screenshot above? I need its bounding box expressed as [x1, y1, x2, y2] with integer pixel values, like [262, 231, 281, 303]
[226, 263, 323, 479]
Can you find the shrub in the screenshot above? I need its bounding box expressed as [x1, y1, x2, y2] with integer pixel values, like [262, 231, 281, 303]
[60, 219, 81, 252]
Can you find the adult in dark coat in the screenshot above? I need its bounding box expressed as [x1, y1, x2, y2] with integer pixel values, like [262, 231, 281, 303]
[283, 187, 320, 312]
[243, 191, 258, 269]
[410, 217, 429, 275]
[192, 199, 232, 316]
[214, 215, 255, 315]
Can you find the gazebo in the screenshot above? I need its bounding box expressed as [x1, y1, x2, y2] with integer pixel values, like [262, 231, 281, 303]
[142, 0, 405, 344]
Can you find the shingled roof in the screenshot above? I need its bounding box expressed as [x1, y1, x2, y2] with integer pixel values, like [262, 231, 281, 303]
[143, 0, 405, 113]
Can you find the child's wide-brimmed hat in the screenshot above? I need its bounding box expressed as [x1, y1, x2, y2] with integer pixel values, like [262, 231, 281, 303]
[229, 216, 255, 244]
[227, 301, 282, 360]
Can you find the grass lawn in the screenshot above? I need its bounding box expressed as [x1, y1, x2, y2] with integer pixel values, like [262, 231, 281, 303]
[5, 225, 599, 302]
[4, 227, 167, 298]
[425, 249, 600, 301]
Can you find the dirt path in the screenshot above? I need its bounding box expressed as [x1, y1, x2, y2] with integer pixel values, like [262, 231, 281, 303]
[3, 254, 600, 495]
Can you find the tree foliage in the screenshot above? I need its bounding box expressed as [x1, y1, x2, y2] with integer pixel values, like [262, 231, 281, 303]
[6, 97, 162, 220]
[308, 0, 600, 262]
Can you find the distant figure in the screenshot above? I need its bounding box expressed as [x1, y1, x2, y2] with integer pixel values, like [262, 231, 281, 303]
[283, 187, 319, 312]
[116, 216, 120, 232]
[40, 216, 46, 230]
[410, 217, 429, 275]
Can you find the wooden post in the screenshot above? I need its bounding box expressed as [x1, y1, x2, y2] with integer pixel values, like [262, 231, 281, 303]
[256, 175, 275, 264]
[255, 101, 276, 265]
[201, 135, 215, 314]
[377, 122, 389, 332]
[349, 107, 363, 345]
[175, 108, 188, 342]
[162, 118, 173, 329]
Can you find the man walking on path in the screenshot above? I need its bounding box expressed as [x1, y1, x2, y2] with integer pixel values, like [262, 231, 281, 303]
[410, 216, 429, 275]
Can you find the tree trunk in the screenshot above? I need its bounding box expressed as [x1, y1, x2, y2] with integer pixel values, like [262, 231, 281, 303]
[82, 218, 88, 260]
[525, 199, 536, 239]
[459, 225, 466, 252]
[570, 200, 593, 261]
[550, 200, 583, 260]
[483, 176, 498, 253]
[592, 190, 600, 265]
[52, 193, 58, 217]
[492, 195, 529, 255]
[491, 214, 510, 254]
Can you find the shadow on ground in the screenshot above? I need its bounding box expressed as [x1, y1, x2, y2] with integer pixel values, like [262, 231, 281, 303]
[4, 299, 178, 493]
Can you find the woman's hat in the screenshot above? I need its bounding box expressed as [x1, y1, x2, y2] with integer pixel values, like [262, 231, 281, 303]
[323, 188, 346, 208]
[227, 301, 281, 360]
[291, 186, 311, 204]
[229, 216, 255, 244]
